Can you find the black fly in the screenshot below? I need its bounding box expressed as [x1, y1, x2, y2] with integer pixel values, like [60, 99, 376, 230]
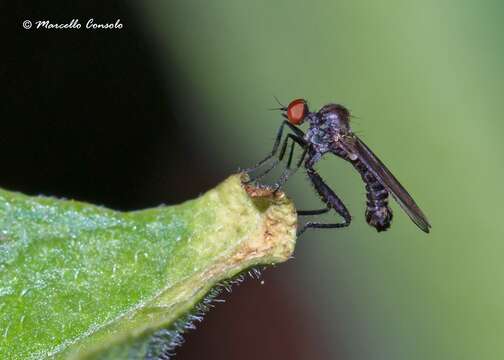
[245, 98, 431, 236]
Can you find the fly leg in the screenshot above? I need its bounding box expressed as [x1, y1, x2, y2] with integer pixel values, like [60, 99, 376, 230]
[243, 121, 305, 182]
[297, 154, 352, 236]
[271, 134, 308, 192]
[297, 208, 330, 216]
[248, 132, 298, 184]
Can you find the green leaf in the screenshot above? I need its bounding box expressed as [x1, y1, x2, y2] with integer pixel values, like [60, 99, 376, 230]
[0, 174, 297, 359]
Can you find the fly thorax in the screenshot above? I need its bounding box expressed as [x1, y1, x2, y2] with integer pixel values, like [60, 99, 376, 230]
[306, 127, 330, 146]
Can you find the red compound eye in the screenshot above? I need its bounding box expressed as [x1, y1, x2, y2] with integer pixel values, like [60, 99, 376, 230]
[286, 99, 307, 125]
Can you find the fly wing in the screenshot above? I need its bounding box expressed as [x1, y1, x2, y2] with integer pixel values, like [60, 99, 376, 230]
[338, 134, 431, 233]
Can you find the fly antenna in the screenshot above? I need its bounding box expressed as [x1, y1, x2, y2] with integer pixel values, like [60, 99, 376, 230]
[268, 96, 287, 111]
[273, 95, 285, 108]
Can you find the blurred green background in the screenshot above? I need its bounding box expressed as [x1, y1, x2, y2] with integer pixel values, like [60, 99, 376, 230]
[5, 0, 503, 358]
[138, 1, 504, 359]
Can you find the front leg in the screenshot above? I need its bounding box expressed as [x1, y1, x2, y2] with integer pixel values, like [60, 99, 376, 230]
[243, 120, 305, 175]
[271, 134, 308, 192]
[247, 132, 304, 184]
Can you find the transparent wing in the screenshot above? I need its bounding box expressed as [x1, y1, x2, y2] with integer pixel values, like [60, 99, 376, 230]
[339, 134, 431, 233]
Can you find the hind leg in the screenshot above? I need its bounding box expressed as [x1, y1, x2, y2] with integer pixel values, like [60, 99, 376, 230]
[297, 154, 352, 236]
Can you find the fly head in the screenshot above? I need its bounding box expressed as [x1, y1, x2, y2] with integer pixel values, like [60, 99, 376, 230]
[282, 98, 309, 125]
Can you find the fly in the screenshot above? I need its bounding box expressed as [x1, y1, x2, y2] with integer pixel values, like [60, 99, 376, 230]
[245, 98, 431, 236]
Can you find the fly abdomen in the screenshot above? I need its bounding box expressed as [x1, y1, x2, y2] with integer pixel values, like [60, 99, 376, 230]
[354, 160, 393, 232]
